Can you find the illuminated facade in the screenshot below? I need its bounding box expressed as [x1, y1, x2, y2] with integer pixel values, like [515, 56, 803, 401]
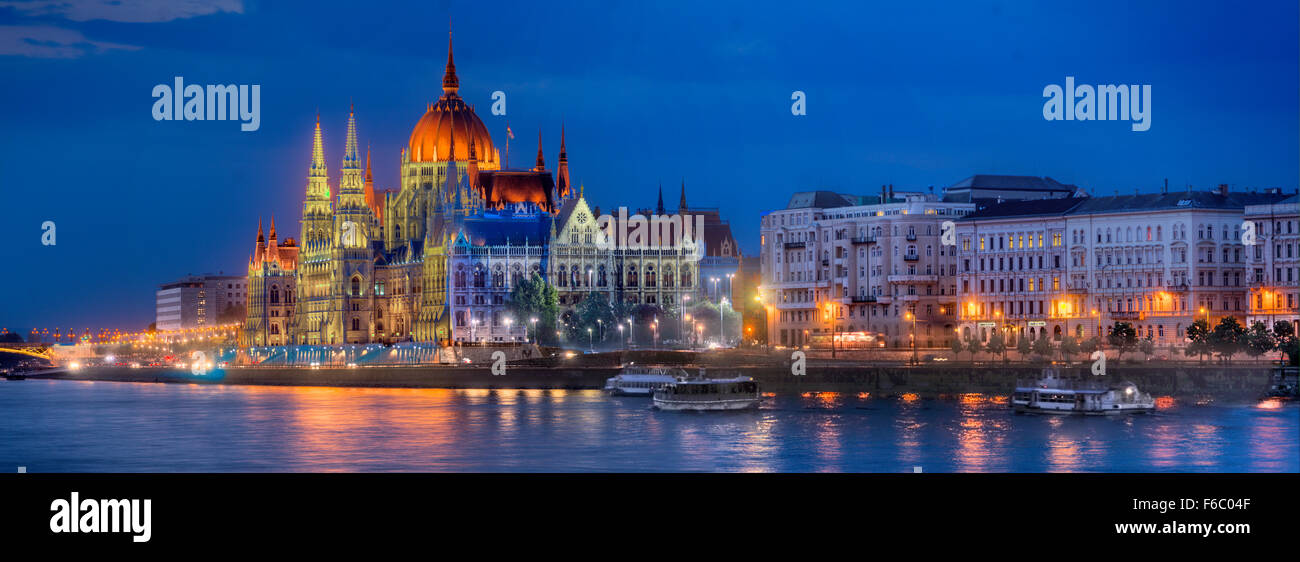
[251, 34, 711, 347]
[1245, 194, 1300, 332]
[759, 188, 974, 349]
[243, 218, 299, 346]
[954, 186, 1294, 345]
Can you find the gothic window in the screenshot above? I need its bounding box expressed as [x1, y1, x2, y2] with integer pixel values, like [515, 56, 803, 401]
[455, 265, 466, 288]
[598, 264, 607, 287]
[473, 265, 486, 288]
[627, 265, 638, 288]
[663, 266, 674, 288]
[352, 317, 360, 331]
[270, 285, 280, 304]
[680, 265, 692, 288]
[351, 277, 361, 297]
[493, 265, 504, 287]
[376, 306, 383, 319]
[646, 265, 656, 288]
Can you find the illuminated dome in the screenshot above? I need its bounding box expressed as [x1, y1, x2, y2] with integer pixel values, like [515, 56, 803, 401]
[408, 35, 498, 166]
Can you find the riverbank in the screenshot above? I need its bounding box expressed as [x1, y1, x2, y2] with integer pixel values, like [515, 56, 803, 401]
[24, 362, 1276, 400]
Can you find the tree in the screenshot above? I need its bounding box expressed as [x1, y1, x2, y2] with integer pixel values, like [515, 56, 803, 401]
[573, 292, 616, 344]
[985, 332, 1007, 362]
[1138, 337, 1155, 358]
[1209, 317, 1247, 362]
[1274, 321, 1298, 365]
[1031, 336, 1053, 361]
[965, 337, 983, 362]
[1184, 319, 1212, 363]
[1243, 321, 1277, 361]
[1059, 335, 1080, 362]
[1107, 322, 1138, 360]
[1080, 336, 1101, 356]
[507, 273, 559, 345]
[950, 337, 966, 361]
[1015, 335, 1031, 361]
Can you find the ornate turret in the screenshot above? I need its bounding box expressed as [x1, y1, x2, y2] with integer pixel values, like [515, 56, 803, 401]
[307, 114, 329, 200]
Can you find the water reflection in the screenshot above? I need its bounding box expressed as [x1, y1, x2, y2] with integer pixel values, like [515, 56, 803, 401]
[0, 380, 1294, 473]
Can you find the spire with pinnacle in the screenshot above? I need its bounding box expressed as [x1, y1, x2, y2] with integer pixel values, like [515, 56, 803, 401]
[556, 124, 570, 200]
[269, 215, 277, 240]
[305, 114, 330, 200]
[656, 181, 665, 215]
[257, 217, 265, 246]
[442, 29, 459, 95]
[343, 103, 360, 170]
[534, 129, 545, 171]
[679, 178, 687, 211]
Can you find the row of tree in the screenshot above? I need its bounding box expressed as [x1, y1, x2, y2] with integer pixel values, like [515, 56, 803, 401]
[506, 273, 743, 347]
[950, 319, 1298, 365]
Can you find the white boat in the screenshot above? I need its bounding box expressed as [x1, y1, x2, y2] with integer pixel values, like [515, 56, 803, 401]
[652, 371, 762, 411]
[1012, 368, 1154, 415]
[603, 366, 685, 396]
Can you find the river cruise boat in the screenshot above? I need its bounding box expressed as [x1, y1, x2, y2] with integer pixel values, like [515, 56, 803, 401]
[603, 366, 687, 396]
[652, 371, 762, 411]
[1012, 368, 1154, 415]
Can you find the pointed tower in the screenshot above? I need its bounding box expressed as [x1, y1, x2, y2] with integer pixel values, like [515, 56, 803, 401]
[556, 124, 570, 200]
[679, 178, 687, 211]
[656, 181, 665, 215]
[442, 30, 459, 96]
[257, 217, 266, 249]
[534, 129, 545, 172]
[296, 115, 337, 345]
[338, 104, 364, 203]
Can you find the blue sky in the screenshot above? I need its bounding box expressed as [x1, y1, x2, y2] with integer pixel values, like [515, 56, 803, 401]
[0, 0, 1296, 333]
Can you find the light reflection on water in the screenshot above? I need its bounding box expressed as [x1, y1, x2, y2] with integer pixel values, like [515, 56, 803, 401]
[0, 380, 1295, 473]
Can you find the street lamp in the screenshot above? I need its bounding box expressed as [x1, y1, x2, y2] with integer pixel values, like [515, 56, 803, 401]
[505, 317, 513, 342]
[587, 327, 593, 352]
[529, 317, 538, 344]
[905, 309, 917, 365]
[720, 297, 728, 349]
[618, 324, 625, 350]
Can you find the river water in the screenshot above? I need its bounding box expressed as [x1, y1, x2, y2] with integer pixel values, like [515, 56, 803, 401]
[1, 379, 1294, 472]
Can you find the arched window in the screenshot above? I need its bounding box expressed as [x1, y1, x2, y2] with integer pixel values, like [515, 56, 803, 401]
[646, 265, 656, 288]
[597, 264, 607, 287]
[351, 277, 361, 297]
[663, 266, 674, 288]
[375, 306, 383, 319]
[351, 317, 360, 331]
[626, 265, 638, 287]
[455, 266, 466, 288]
[270, 285, 280, 304]
[680, 265, 692, 288]
[473, 266, 485, 288]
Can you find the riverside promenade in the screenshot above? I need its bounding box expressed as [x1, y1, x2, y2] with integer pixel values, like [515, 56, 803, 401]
[25, 348, 1278, 400]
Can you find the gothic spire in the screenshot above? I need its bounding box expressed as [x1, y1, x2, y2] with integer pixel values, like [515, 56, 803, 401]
[556, 124, 570, 199]
[679, 178, 687, 211]
[310, 114, 326, 177]
[656, 181, 665, 215]
[442, 29, 459, 95]
[343, 103, 359, 169]
[257, 217, 265, 245]
[269, 215, 277, 240]
[534, 128, 545, 171]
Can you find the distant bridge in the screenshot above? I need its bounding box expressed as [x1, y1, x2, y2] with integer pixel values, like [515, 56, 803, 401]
[0, 343, 54, 361]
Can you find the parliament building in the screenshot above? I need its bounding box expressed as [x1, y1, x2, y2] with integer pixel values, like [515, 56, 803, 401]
[243, 35, 736, 347]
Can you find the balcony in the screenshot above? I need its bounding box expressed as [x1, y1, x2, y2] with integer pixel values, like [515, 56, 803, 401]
[1164, 282, 1190, 292]
[903, 253, 920, 261]
[850, 295, 877, 303]
[851, 236, 876, 244]
[888, 274, 939, 284]
[906, 233, 917, 241]
[784, 241, 806, 249]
